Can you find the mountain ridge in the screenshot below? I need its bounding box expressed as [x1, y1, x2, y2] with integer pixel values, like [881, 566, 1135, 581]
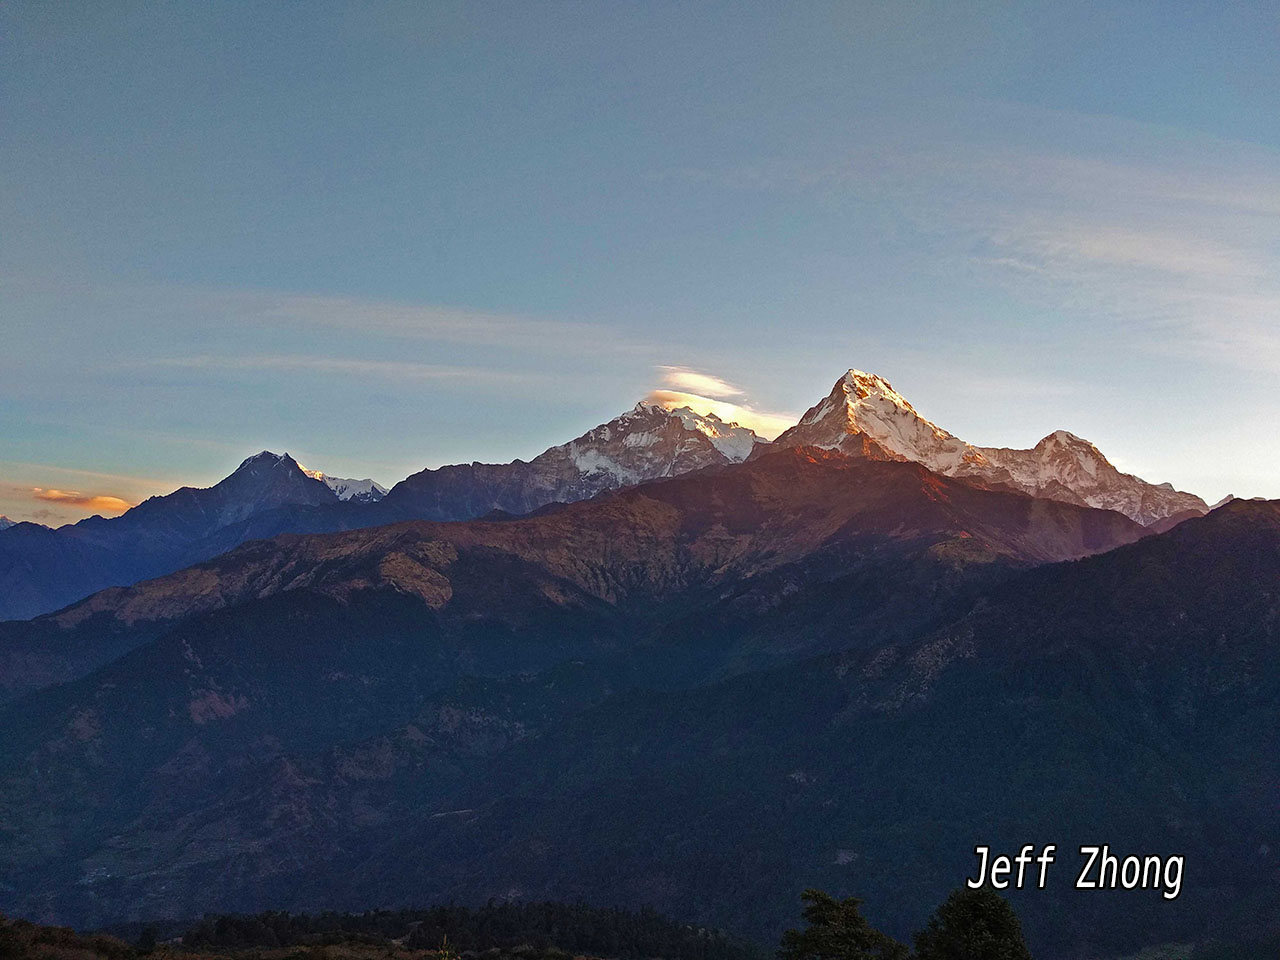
[376, 402, 763, 522]
[0, 482, 1270, 957]
[0, 404, 763, 621]
[0, 446, 1142, 703]
[772, 369, 1208, 525]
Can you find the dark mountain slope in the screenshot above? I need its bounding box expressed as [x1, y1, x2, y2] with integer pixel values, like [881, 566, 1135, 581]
[0, 453, 341, 622]
[0, 452, 1145, 924]
[354, 500, 1275, 956]
[0, 450, 1142, 703]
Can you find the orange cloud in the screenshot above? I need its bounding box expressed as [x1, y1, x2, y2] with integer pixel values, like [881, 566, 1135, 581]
[32, 488, 136, 513]
[645, 389, 796, 440]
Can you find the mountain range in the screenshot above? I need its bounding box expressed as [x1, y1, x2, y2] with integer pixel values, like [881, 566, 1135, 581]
[0, 367, 1263, 959]
[0, 371, 1203, 622]
[774, 370, 1208, 526]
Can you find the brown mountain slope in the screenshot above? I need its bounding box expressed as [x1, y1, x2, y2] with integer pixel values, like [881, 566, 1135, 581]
[31, 448, 1141, 639]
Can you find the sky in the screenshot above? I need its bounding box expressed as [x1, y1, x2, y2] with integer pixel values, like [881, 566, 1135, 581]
[3, 1, 1279, 524]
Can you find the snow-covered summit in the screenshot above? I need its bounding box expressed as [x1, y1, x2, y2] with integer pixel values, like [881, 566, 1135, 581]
[783, 369, 977, 471]
[385, 400, 767, 522]
[300, 467, 389, 503]
[237, 450, 296, 471]
[774, 369, 1208, 526]
[660, 405, 759, 462]
[539, 401, 763, 489]
[231, 452, 387, 503]
[0, 516, 15, 531]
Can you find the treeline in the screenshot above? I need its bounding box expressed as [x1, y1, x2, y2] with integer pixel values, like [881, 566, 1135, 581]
[5, 892, 1275, 960]
[777, 887, 1280, 960]
[181, 902, 764, 960]
[0, 916, 137, 960]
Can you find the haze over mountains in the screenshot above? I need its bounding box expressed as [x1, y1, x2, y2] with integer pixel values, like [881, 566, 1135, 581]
[0, 370, 1207, 622]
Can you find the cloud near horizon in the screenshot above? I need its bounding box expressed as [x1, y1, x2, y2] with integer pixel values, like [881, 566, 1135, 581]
[646, 367, 796, 438]
[32, 488, 136, 513]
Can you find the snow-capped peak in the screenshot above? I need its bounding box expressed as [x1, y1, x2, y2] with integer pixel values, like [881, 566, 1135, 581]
[663, 405, 759, 462]
[227, 452, 386, 502]
[236, 450, 291, 471]
[775, 368, 1209, 526]
[532, 400, 764, 492]
[299, 466, 388, 503]
[785, 368, 973, 471]
[0, 516, 15, 531]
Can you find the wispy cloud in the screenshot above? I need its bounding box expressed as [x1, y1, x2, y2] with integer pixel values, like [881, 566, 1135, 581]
[143, 355, 541, 383]
[61, 283, 649, 355]
[645, 366, 796, 438]
[1001, 225, 1266, 281]
[655, 365, 746, 399]
[935, 141, 1280, 374]
[3, 460, 176, 488]
[253, 293, 653, 354]
[657, 114, 1280, 374]
[5, 279, 657, 374]
[0, 465, 174, 525]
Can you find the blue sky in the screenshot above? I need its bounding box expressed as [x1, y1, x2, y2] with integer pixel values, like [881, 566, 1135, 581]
[3, 1, 1279, 523]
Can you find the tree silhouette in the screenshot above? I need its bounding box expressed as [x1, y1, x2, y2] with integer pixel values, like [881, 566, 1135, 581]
[777, 890, 906, 960]
[913, 888, 1032, 960]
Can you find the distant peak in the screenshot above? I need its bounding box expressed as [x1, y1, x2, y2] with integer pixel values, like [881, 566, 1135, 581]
[236, 450, 290, 471]
[776, 367, 1209, 525]
[575, 399, 760, 463]
[310, 473, 389, 501]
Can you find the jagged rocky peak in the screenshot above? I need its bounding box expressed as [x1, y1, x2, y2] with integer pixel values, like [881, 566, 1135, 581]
[536, 400, 764, 487]
[232, 453, 307, 478]
[635, 401, 760, 461]
[775, 368, 1208, 526]
[776, 368, 972, 468]
[382, 400, 767, 524]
